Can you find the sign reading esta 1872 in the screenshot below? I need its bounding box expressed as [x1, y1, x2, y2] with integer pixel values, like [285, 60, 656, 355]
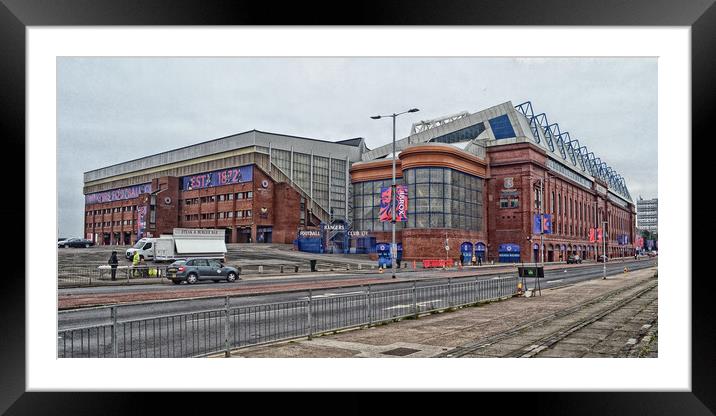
[181, 165, 253, 191]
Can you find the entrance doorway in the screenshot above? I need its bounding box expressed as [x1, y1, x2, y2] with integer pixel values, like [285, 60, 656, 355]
[236, 227, 252, 243]
[257, 226, 273, 243]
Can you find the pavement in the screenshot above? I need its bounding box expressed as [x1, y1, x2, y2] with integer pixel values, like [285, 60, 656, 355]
[220, 266, 658, 358]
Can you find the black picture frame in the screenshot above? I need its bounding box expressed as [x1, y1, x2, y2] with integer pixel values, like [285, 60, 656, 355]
[2, 0, 709, 414]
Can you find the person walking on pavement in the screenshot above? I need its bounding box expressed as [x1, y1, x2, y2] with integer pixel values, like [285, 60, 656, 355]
[108, 251, 118, 281]
[477, 255, 482, 266]
[132, 250, 141, 277]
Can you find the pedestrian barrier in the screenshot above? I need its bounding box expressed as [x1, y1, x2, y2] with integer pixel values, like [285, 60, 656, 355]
[58, 275, 519, 358]
[422, 259, 451, 268]
[58, 264, 171, 287]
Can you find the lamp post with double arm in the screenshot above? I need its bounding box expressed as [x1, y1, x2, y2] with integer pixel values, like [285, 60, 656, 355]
[371, 108, 420, 278]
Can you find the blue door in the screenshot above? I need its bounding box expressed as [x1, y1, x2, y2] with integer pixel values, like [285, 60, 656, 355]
[475, 242, 486, 262]
[460, 242, 473, 264]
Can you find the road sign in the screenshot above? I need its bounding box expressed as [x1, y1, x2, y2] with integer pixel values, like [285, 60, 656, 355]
[445, 245, 449, 251]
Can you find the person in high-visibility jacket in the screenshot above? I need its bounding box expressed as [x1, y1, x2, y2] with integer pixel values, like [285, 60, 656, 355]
[132, 251, 141, 277]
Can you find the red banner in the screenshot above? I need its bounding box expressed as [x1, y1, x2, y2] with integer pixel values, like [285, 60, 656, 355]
[379, 185, 408, 222]
[379, 187, 392, 222]
[589, 228, 596, 243]
[597, 228, 603, 243]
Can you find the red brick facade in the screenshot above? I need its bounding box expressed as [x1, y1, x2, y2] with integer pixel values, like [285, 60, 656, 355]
[84, 165, 308, 245]
[352, 142, 637, 262]
[85, 142, 637, 261]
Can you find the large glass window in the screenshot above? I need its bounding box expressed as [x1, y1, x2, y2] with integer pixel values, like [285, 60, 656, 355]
[351, 178, 405, 232]
[405, 167, 483, 231]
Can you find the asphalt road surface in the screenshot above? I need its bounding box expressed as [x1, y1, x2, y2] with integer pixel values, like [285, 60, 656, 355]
[58, 259, 656, 357]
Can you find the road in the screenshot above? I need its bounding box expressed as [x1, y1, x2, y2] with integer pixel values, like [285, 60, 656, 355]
[57, 259, 656, 358]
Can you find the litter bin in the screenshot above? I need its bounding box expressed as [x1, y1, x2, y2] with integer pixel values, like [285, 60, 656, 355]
[310, 259, 317, 272]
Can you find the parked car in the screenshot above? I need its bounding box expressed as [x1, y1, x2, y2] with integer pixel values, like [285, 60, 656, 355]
[166, 258, 240, 284]
[597, 255, 609, 263]
[58, 238, 95, 248]
[567, 254, 582, 264]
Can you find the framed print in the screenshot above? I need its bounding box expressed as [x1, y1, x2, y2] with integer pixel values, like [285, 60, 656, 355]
[3, 0, 712, 414]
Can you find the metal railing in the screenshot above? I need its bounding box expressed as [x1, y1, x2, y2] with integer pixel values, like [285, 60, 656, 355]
[58, 275, 518, 358]
[58, 264, 171, 287]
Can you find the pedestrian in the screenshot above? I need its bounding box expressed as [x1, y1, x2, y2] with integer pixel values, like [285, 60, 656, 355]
[477, 255, 482, 266]
[132, 250, 141, 277]
[634, 252, 638, 260]
[108, 250, 118, 281]
[139, 256, 148, 278]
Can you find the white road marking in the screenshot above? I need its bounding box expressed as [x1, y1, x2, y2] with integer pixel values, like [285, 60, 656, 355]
[546, 279, 563, 284]
[641, 324, 652, 329]
[384, 299, 442, 310]
[299, 291, 366, 300]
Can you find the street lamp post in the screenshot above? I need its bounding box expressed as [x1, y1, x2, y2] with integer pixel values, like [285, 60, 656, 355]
[371, 108, 420, 279]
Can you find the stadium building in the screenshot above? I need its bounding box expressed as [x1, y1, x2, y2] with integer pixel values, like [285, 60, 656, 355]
[83, 101, 638, 262]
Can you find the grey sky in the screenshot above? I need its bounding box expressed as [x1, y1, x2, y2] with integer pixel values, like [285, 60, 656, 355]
[57, 57, 657, 238]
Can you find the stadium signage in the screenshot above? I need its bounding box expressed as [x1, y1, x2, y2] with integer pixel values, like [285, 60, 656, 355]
[182, 165, 253, 190]
[85, 183, 152, 204]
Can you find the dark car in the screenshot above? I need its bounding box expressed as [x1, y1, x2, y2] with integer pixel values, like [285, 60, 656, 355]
[166, 258, 240, 284]
[567, 254, 582, 264]
[58, 238, 95, 248]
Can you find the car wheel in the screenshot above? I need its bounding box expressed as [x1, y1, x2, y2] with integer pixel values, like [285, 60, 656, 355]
[84, 244, 90, 248]
[64, 244, 69, 249]
[226, 272, 237, 283]
[186, 273, 198, 284]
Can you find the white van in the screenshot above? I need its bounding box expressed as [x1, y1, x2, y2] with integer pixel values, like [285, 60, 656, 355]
[125, 228, 227, 262]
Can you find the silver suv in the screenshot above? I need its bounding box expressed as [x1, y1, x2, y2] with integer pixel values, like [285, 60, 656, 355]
[167, 258, 240, 284]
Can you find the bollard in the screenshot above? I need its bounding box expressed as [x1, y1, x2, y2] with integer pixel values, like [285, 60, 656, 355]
[280, 265, 284, 273]
[258, 265, 263, 274]
[358, 264, 362, 270]
[295, 265, 299, 273]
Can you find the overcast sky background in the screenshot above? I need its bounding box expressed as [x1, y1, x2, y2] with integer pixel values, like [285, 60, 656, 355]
[57, 57, 657, 238]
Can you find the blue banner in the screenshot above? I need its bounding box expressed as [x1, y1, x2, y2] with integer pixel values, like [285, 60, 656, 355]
[182, 165, 253, 191]
[533, 214, 553, 234]
[85, 183, 152, 204]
